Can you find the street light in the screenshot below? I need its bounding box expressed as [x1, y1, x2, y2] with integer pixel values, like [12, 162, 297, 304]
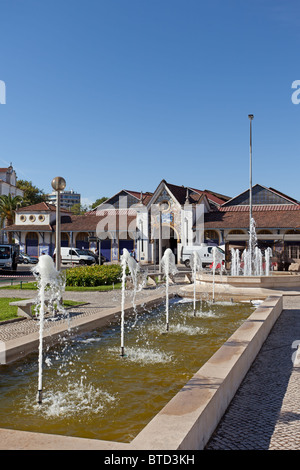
[51, 176, 66, 271]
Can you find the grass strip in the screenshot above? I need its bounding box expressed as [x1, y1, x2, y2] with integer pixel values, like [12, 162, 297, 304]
[0, 298, 83, 322]
[0, 281, 122, 292]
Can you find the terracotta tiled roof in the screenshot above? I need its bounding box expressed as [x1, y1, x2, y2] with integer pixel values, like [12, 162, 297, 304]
[5, 212, 137, 233]
[17, 202, 71, 213]
[164, 181, 228, 206]
[189, 187, 229, 206]
[56, 213, 137, 232]
[5, 224, 53, 232]
[218, 205, 300, 212]
[205, 206, 300, 229]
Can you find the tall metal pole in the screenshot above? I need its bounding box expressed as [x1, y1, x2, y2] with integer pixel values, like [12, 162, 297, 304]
[248, 114, 254, 275]
[51, 177, 66, 271]
[248, 114, 254, 225]
[56, 190, 61, 271]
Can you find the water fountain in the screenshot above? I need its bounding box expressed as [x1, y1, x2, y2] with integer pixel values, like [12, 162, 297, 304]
[265, 247, 272, 276]
[32, 254, 67, 404]
[0, 239, 290, 447]
[231, 248, 240, 276]
[119, 248, 140, 356]
[0, 296, 253, 443]
[181, 217, 300, 301]
[232, 219, 272, 277]
[190, 251, 202, 315]
[212, 246, 225, 302]
[161, 248, 178, 331]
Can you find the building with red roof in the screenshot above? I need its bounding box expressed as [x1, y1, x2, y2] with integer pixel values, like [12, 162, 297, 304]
[4, 181, 300, 268]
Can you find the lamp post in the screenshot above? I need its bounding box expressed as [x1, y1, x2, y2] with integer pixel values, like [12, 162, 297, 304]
[51, 176, 66, 271]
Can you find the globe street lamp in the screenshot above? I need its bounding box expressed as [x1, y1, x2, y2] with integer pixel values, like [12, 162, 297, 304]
[51, 176, 66, 271]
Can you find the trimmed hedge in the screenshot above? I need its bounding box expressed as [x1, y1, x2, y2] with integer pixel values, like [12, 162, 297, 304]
[65, 264, 123, 287]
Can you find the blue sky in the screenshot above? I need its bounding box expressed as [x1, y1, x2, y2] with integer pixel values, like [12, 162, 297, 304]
[1, 0, 300, 206]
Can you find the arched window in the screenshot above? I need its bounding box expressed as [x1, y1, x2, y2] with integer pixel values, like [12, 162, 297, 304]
[204, 230, 219, 244]
[75, 232, 89, 249]
[228, 229, 246, 235]
[25, 232, 39, 257]
[257, 230, 272, 235]
[61, 232, 69, 247]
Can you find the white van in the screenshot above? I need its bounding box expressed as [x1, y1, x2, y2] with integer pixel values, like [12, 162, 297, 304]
[180, 244, 225, 268]
[53, 247, 96, 266]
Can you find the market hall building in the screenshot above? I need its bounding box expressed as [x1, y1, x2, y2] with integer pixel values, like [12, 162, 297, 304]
[204, 184, 300, 269]
[4, 181, 300, 268]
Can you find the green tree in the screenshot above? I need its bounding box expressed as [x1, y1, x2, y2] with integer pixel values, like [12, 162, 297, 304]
[16, 179, 46, 206]
[0, 194, 23, 243]
[91, 197, 108, 209]
[70, 203, 89, 215]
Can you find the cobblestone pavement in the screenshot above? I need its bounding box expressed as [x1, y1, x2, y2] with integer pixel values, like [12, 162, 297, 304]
[0, 284, 170, 342]
[206, 295, 300, 450]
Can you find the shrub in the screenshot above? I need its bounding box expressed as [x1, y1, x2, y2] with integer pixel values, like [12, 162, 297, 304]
[65, 264, 122, 287]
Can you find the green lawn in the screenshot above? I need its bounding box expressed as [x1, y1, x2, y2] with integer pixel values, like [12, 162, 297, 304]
[0, 298, 83, 322]
[0, 297, 27, 322]
[0, 281, 122, 292]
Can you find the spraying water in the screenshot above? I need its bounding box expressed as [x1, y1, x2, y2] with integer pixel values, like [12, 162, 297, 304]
[211, 247, 224, 302]
[120, 248, 140, 356]
[161, 248, 178, 331]
[231, 248, 240, 276]
[32, 254, 66, 404]
[232, 218, 273, 276]
[265, 247, 272, 276]
[189, 251, 202, 315]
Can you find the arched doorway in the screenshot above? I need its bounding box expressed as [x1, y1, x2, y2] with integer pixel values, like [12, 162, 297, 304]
[76, 232, 89, 250]
[61, 232, 70, 247]
[25, 232, 39, 257]
[154, 225, 179, 263]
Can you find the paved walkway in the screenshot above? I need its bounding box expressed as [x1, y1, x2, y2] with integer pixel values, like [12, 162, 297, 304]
[206, 295, 300, 450]
[1, 286, 300, 450]
[0, 284, 171, 342]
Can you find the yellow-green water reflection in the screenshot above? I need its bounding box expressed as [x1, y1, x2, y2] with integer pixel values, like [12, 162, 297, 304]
[0, 298, 253, 443]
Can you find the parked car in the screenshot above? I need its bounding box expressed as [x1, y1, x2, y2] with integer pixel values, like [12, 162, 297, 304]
[19, 253, 38, 264]
[86, 250, 107, 264]
[53, 247, 96, 265]
[180, 244, 225, 268]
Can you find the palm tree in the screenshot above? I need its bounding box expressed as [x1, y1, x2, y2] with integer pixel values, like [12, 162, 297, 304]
[0, 194, 23, 243]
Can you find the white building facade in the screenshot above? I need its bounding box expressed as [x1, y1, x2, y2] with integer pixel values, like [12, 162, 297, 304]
[0, 165, 23, 197]
[46, 189, 81, 210]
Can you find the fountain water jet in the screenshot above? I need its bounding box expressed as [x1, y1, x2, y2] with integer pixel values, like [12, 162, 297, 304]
[161, 248, 178, 331]
[32, 254, 66, 404]
[190, 251, 202, 315]
[233, 218, 272, 277]
[265, 247, 272, 276]
[120, 248, 140, 356]
[212, 247, 224, 303]
[231, 248, 240, 276]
